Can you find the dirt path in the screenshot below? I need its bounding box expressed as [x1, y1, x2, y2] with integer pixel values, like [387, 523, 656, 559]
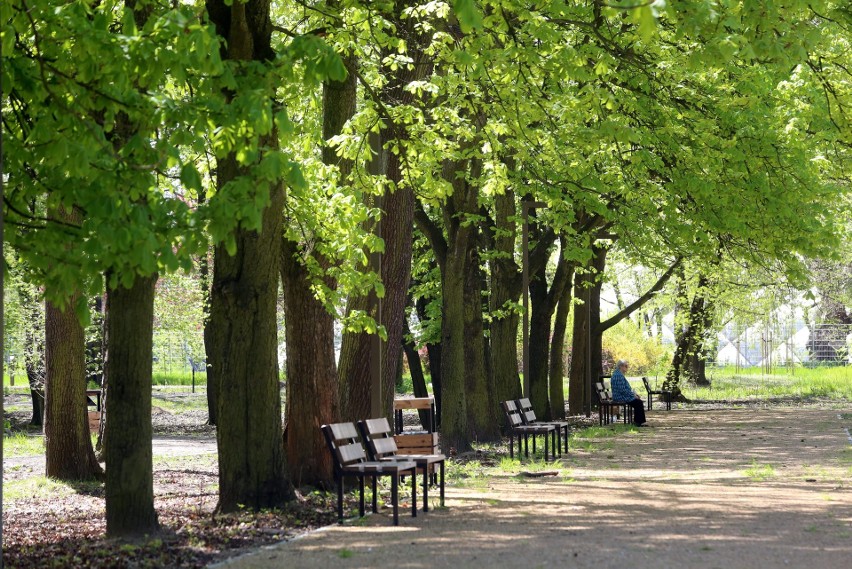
[3, 436, 217, 482]
[213, 407, 852, 569]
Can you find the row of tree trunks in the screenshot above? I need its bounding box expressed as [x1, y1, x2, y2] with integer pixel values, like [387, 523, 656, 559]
[528, 233, 573, 421]
[277, 47, 357, 487]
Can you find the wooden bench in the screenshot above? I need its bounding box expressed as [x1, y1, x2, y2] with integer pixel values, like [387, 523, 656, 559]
[501, 400, 556, 461]
[595, 381, 633, 426]
[358, 418, 445, 511]
[321, 422, 418, 525]
[393, 396, 436, 434]
[516, 398, 569, 456]
[642, 376, 672, 410]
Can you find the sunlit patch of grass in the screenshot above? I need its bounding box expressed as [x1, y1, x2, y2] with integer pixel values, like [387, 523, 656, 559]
[4, 432, 44, 457]
[151, 394, 208, 413]
[742, 460, 776, 481]
[446, 459, 490, 488]
[498, 457, 521, 472]
[802, 465, 834, 481]
[4, 476, 102, 502]
[682, 366, 852, 402]
[569, 439, 599, 452]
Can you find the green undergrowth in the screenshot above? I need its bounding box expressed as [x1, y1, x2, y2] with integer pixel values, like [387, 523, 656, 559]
[742, 460, 776, 481]
[152, 371, 207, 386]
[4, 432, 45, 457]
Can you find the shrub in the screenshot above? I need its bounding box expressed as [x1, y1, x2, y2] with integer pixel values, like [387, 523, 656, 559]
[602, 319, 671, 375]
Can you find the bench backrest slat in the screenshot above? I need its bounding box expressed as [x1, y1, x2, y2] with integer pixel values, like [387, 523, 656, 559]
[329, 422, 359, 440]
[338, 442, 367, 465]
[372, 438, 398, 458]
[501, 400, 525, 428]
[357, 418, 398, 461]
[322, 422, 369, 469]
[517, 398, 539, 425]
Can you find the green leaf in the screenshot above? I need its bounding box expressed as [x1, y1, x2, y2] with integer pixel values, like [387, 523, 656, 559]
[453, 0, 482, 33]
[179, 163, 202, 192]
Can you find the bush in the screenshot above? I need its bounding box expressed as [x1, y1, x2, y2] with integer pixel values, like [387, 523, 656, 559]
[602, 319, 671, 375]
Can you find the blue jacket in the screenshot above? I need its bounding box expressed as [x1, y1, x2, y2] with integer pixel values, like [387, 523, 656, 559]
[610, 369, 635, 402]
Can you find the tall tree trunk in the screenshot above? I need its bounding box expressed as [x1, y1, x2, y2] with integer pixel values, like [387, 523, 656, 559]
[665, 273, 712, 394]
[19, 284, 45, 426]
[440, 248, 470, 452]
[104, 274, 158, 536]
[44, 295, 102, 481]
[567, 245, 607, 415]
[380, 152, 415, 419]
[209, 186, 292, 511]
[548, 266, 573, 420]
[278, 46, 353, 486]
[527, 234, 571, 420]
[462, 229, 499, 441]
[427, 154, 498, 450]
[281, 240, 338, 488]
[567, 270, 590, 416]
[206, 0, 294, 512]
[488, 191, 522, 410]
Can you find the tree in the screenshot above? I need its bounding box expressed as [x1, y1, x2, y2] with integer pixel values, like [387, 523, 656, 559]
[204, 0, 293, 511]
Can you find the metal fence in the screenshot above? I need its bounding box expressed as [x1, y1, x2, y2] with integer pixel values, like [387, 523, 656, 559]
[711, 321, 851, 371]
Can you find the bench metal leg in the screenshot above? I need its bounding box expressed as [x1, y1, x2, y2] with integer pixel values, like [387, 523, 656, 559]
[359, 476, 366, 517]
[337, 472, 344, 524]
[411, 470, 417, 517]
[371, 477, 378, 513]
[422, 465, 429, 512]
[440, 461, 445, 507]
[391, 475, 399, 525]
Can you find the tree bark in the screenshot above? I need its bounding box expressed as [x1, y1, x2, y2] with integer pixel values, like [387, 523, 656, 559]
[488, 191, 523, 411]
[567, 270, 590, 416]
[209, 186, 292, 511]
[206, 0, 294, 511]
[528, 234, 571, 420]
[548, 265, 573, 420]
[664, 273, 713, 394]
[44, 295, 102, 481]
[281, 240, 338, 488]
[104, 274, 158, 536]
[380, 151, 415, 419]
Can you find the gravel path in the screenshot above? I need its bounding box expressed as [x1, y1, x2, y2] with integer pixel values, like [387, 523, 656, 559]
[212, 407, 852, 569]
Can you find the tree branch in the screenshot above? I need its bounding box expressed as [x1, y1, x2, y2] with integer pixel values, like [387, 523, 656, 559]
[597, 256, 682, 334]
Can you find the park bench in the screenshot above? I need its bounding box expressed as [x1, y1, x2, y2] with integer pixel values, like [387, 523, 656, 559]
[321, 422, 418, 525]
[642, 376, 672, 410]
[516, 397, 569, 456]
[595, 381, 633, 426]
[501, 400, 556, 461]
[358, 418, 445, 511]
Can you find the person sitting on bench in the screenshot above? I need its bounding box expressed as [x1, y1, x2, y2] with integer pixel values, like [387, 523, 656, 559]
[611, 359, 648, 427]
